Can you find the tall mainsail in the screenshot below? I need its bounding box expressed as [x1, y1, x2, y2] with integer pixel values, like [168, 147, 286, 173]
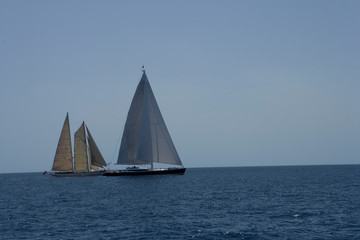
[117, 71, 183, 166]
[52, 113, 73, 171]
[74, 122, 89, 171]
[86, 126, 106, 168]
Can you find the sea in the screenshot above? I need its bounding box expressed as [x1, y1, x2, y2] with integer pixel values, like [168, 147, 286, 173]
[0, 165, 359, 240]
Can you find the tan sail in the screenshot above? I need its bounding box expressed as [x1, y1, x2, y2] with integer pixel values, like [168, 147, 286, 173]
[52, 113, 73, 171]
[88, 141, 99, 170]
[74, 122, 89, 171]
[86, 126, 106, 168]
[90, 165, 99, 170]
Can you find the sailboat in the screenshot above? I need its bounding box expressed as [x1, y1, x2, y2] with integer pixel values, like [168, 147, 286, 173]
[103, 70, 186, 176]
[49, 113, 107, 177]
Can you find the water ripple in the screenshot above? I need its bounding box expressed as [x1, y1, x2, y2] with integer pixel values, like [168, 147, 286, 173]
[1, 165, 360, 239]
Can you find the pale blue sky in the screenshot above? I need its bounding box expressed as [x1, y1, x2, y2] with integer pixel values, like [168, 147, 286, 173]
[0, 0, 359, 173]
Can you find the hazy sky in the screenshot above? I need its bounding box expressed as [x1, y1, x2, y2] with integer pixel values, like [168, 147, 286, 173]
[1, 0, 359, 173]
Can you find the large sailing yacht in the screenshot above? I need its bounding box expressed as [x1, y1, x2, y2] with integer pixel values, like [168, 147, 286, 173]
[49, 113, 106, 177]
[103, 70, 185, 176]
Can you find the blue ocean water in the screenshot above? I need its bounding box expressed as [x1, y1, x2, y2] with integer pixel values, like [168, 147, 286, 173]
[0, 165, 359, 239]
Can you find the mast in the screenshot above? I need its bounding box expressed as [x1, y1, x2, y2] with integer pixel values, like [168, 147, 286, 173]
[85, 123, 90, 172]
[69, 113, 73, 171]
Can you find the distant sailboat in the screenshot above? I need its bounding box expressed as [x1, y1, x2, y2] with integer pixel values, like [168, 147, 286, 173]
[49, 113, 106, 177]
[104, 70, 185, 176]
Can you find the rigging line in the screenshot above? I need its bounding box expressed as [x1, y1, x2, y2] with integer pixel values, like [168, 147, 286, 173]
[111, 131, 122, 163]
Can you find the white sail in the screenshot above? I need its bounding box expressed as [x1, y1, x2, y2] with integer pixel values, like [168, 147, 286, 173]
[117, 71, 182, 166]
[52, 113, 73, 171]
[74, 122, 89, 171]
